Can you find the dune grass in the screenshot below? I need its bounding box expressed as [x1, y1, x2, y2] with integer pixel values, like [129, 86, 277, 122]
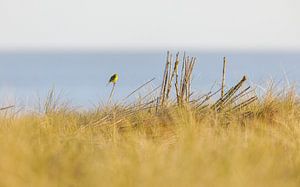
[0, 53, 300, 187]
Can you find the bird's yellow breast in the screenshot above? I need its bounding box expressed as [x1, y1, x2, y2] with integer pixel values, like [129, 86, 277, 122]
[109, 74, 118, 83]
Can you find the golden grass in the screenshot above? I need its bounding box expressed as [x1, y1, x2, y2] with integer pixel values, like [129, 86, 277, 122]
[0, 52, 299, 187]
[0, 87, 299, 187]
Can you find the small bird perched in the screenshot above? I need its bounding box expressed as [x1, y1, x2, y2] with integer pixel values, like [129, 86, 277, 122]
[107, 73, 118, 85]
[107, 73, 118, 102]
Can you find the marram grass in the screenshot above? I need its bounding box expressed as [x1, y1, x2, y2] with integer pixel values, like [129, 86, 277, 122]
[0, 88, 300, 187]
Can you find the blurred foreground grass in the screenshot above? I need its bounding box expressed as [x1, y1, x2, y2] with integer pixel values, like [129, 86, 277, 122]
[0, 88, 300, 187]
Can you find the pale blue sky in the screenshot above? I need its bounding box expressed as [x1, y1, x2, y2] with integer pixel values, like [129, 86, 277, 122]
[0, 0, 300, 51]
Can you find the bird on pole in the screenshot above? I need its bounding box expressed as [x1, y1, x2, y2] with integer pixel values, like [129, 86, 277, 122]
[107, 73, 118, 103]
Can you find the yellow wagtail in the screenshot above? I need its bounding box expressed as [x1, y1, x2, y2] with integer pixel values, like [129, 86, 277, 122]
[107, 73, 118, 86]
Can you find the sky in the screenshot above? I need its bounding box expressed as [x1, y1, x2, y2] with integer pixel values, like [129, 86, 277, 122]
[0, 0, 300, 51]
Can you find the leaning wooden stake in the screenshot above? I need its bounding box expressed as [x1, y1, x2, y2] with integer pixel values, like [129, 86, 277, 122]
[0, 105, 14, 111]
[166, 52, 179, 100]
[174, 54, 180, 105]
[159, 51, 170, 106]
[221, 57, 227, 98]
[212, 75, 247, 111]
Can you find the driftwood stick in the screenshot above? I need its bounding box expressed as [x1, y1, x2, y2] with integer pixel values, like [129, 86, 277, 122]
[166, 52, 179, 100]
[0, 105, 14, 111]
[212, 75, 247, 110]
[122, 77, 155, 101]
[221, 57, 227, 98]
[174, 54, 180, 105]
[227, 86, 251, 104]
[231, 96, 258, 111]
[160, 52, 171, 106]
[159, 51, 170, 106]
[179, 53, 186, 104]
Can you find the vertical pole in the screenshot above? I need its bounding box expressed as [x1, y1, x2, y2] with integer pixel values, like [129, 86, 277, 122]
[221, 57, 227, 98]
[108, 83, 116, 104]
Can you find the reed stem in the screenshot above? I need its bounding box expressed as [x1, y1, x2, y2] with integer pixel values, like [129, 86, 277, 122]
[108, 83, 116, 104]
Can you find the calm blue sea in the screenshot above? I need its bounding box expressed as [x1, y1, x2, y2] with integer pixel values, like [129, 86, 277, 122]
[0, 51, 299, 108]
